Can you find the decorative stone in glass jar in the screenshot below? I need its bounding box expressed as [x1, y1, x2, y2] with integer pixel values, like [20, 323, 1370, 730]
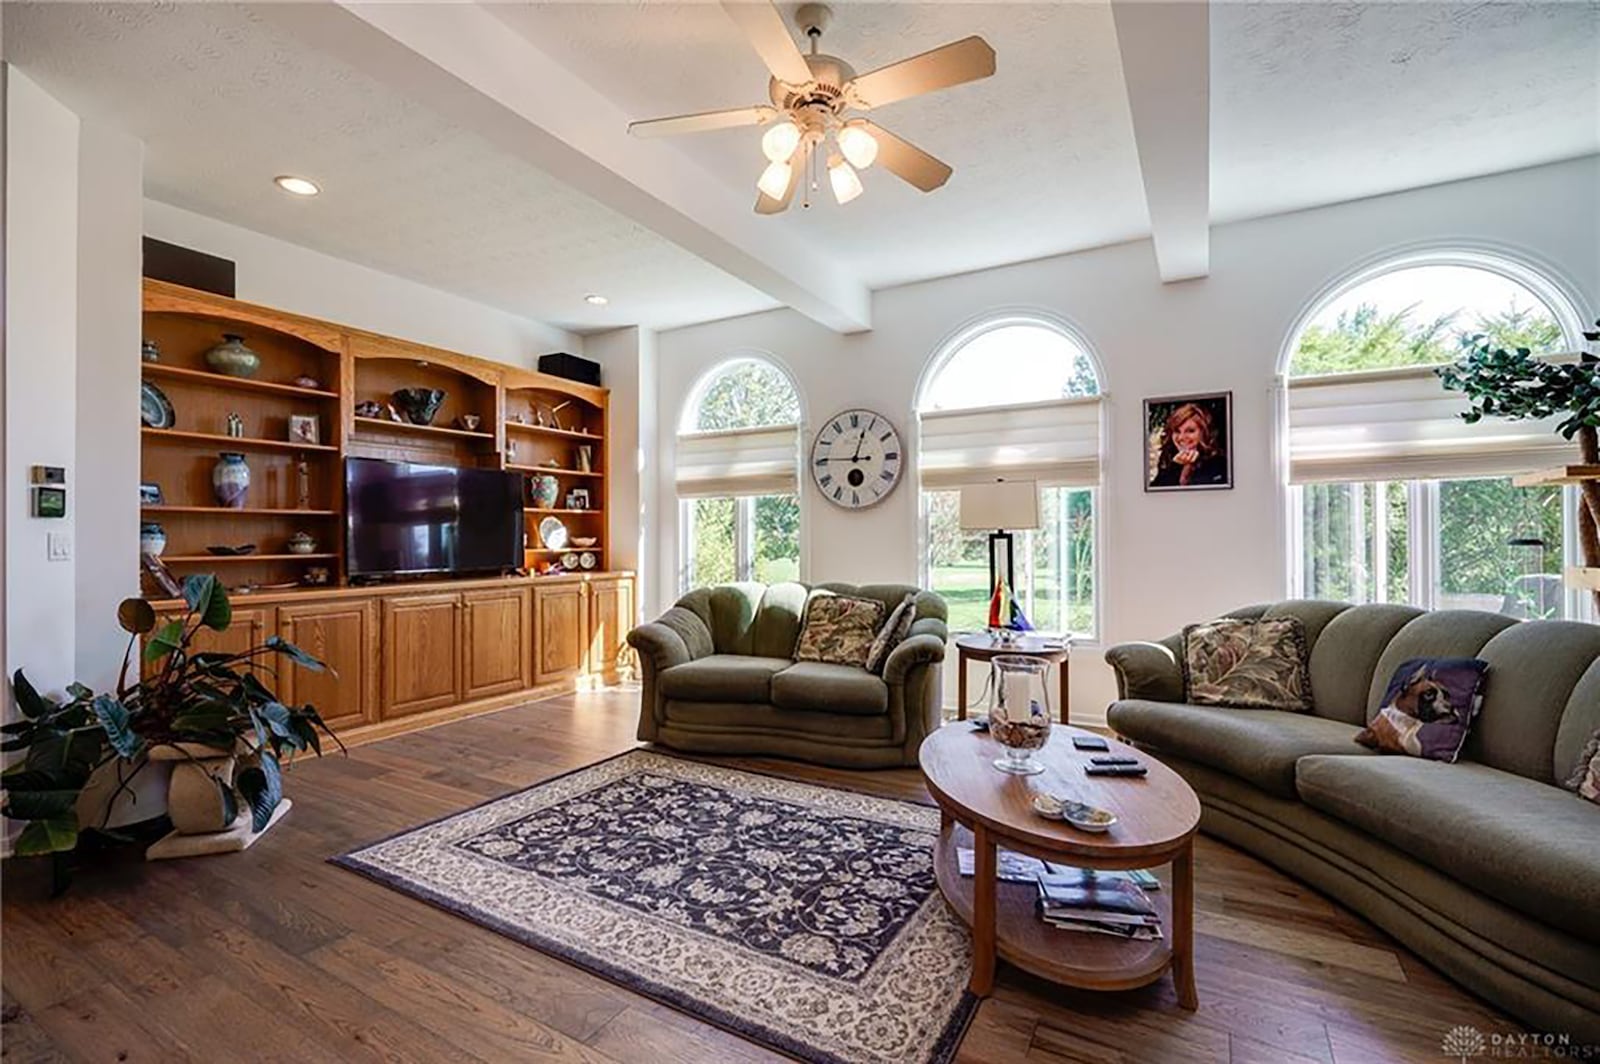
[988, 655, 1052, 775]
[204, 333, 261, 378]
[213, 452, 251, 508]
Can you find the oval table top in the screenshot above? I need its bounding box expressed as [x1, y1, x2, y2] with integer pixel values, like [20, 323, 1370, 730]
[918, 723, 1200, 863]
[953, 633, 1071, 661]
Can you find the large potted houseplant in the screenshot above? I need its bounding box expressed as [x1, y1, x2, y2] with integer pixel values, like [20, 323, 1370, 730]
[1, 574, 341, 863]
[1437, 320, 1600, 610]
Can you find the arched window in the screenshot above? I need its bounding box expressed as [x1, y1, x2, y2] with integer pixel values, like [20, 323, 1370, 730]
[1284, 253, 1589, 620]
[677, 358, 802, 590]
[917, 318, 1104, 642]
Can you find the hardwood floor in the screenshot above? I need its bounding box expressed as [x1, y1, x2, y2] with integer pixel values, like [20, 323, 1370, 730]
[1, 688, 1518, 1063]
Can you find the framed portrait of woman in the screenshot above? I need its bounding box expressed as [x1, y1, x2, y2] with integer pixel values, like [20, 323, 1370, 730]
[1143, 392, 1233, 492]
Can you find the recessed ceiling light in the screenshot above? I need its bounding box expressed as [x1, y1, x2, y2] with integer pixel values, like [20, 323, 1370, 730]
[584, 294, 609, 306]
[274, 175, 320, 197]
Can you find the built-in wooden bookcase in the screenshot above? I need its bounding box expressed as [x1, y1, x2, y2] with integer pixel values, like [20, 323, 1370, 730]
[504, 370, 608, 566]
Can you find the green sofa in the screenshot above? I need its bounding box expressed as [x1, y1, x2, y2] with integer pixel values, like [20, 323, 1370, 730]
[626, 582, 948, 768]
[1105, 601, 1600, 1040]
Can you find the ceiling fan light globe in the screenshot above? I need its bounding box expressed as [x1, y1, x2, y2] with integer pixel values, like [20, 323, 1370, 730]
[838, 124, 878, 170]
[761, 120, 802, 163]
[828, 156, 864, 205]
[757, 159, 794, 200]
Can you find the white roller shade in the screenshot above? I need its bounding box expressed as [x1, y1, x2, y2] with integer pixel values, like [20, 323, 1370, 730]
[1287, 365, 1573, 484]
[675, 424, 799, 497]
[919, 396, 1102, 490]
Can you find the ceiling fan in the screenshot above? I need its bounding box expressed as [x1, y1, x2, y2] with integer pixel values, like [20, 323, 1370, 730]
[627, 2, 995, 214]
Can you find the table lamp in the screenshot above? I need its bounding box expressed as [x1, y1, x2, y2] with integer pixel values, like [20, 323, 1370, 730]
[958, 479, 1040, 643]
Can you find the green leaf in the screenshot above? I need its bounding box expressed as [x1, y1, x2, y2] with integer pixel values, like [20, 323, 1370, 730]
[91, 696, 142, 759]
[258, 701, 296, 739]
[169, 705, 237, 737]
[24, 729, 105, 786]
[117, 598, 157, 635]
[11, 670, 54, 720]
[265, 636, 326, 673]
[235, 754, 282, 833]
[4, 789, 81, 820]
[183, 575, 231, 632]
[215, 774, 239, 827]
[144, 620, 184, 663]
[14, 813, 79, 856]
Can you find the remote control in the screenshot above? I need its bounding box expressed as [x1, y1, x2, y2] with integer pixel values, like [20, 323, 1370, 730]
[1085, 764, 1149, 777]
[1090, 755, 1139, 766]
[970, 717, 990, 732]
[1071, 735, 1110, 751]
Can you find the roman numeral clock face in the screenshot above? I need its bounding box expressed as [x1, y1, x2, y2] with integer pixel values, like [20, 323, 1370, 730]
[811, 409, 903, 510]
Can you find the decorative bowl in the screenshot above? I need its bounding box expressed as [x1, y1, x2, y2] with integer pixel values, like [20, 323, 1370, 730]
[571, 536, 597, 548]
[206, 544, 257, 556]
[286, 532, 317, 554]
[392, 387, 446, 426]
[1031, 793, 1117, 833]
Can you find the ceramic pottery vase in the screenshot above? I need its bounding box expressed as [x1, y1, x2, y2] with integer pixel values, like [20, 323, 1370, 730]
[392, 387, 446, 426]
[204, 334, 260, 378]
[139, 521, 167, 556]
[533, 474, 560, 509]
[149, 743, 240, 835]
[213, 452, 251, 508]
[286, 531, 316, 554]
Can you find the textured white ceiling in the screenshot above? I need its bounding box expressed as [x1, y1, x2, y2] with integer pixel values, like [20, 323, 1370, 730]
[496, 2, 1153, 290]
[1, 1, 780, 334]
[1211, 1, 1600, 223]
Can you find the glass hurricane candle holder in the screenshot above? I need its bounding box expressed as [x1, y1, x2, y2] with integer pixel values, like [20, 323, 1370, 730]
[988, 655, 1052, 775]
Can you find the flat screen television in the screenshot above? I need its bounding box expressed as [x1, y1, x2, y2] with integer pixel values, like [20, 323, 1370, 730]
[345, 457, 523, 578]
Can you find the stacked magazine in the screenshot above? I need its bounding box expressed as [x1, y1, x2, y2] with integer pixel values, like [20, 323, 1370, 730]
[956, 848, 1160, 893]
[1034, 869, 1162, 940]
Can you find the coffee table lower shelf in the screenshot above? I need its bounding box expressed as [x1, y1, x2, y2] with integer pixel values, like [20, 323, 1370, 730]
[933, 822, 1175, 993]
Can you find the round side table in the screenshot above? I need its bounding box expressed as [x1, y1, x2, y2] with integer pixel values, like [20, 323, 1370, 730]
[955, 633, 1072, 724]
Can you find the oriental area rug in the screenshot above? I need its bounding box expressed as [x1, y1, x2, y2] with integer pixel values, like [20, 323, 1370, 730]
[333, 750, 978, 1064]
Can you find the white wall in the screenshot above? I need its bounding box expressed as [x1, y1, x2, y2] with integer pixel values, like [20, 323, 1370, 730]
[652, 157, 1600, 724]
[143, 200, 581, 368]
[585, 326, 658, 624]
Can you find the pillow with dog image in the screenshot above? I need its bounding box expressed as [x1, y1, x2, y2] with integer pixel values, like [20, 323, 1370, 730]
[1563, 728, 1600, 805]
[1355, 657, 1488, 763]
[1181, 616, 1313, 712]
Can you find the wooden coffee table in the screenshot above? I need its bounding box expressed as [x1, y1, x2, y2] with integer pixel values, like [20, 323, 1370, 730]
[919, 723, 1201, 1008]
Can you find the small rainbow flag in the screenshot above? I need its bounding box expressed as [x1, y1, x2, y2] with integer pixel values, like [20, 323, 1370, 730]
[987, 576, 1034, 632]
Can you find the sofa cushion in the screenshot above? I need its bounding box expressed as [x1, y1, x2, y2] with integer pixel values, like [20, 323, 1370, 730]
[865, 594, 916, 675]
[1107, 699, 1374, 798]
[1469, 619, 1600, 784]
[1354, 657, 1488, 763]
[795, 594, 887, 667]
[658, 655, 791, 703]
[1295, 755, 1600, 942]
[772, 662, 889, 716]
[1565, 728, 1600, 804]
[751, 582, 809, 659]
[1306, 604, 1424, 725]
[1181, 617, 1313, 712]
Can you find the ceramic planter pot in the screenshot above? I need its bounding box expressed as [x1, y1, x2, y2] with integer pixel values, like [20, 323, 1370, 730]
[204, 334, 261, 378]
[213, 452, 250, 508]
[74, 753, 171, 831]
[148, 742, 242, 835]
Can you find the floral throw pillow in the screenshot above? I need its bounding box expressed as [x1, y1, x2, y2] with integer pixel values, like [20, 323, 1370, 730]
[1181, 617, 1312, 712]
[1563, 728, 1600, 805]
[795, 594, 888, 668]
[864, 594, 917, 675]
[1355, 658, 1489, 763]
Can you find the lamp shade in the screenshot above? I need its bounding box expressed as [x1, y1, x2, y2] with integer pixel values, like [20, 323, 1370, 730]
[958, 479, 1039, 531]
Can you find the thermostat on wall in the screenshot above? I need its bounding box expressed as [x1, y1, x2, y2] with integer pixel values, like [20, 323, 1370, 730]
[30, 465, 66, 486]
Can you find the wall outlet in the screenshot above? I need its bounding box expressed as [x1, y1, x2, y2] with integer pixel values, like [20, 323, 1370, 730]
[47, 531, 72, 561]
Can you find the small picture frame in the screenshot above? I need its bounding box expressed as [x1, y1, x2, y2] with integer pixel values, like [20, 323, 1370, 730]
[566, 487, 591, 511]
[287, 415, 321, 446]
[139, 482, 164, 506]
[32, 487, 67, 519]
[1143, 391, 1234, 492]
[141, 551, 183, 598]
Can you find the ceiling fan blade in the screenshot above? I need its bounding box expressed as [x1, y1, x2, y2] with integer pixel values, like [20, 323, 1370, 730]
[628, 105, 777, 138]
[860, 122, 952, 192]
[755, 151, 802, 214]
[846, 36, 996, 110]
[721, 1, 814, 85]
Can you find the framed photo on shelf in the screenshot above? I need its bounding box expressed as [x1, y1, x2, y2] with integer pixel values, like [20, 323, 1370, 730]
[1143, 391, 1233, 492]
[141, 551, 183, 598]
[287, 415, 321, 446]
[566, 487, 591, 511]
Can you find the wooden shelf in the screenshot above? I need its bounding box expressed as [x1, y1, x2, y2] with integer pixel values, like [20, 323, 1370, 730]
[1513, 465, 1600, 487]
[160, 553, 339, 563]
[142, 506, 338, 517]
[144, 363, 339, 399]
[526, 547, 603, 554]
[506, 463, 603, 479]
[505, 422, 602, 442]
[524, 508, 601, 515]
[142, 428, 337, 453]
[353, 416, 494, 441]
[1566, 567, 1600, 591]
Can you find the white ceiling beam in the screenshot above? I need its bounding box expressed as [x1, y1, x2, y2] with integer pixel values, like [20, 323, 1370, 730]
[257, 2, 872, 333]
[1111, 1, 1210, 282]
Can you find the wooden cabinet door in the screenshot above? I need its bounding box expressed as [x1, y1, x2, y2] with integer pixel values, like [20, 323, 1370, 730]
[461, 589, 531, 700]
[380, 593, 462, 718]
[586, 577, 634, 683]
[276, 599, 379, 733]
[143, 606, 274, 680]
[533, 583, 587, 686]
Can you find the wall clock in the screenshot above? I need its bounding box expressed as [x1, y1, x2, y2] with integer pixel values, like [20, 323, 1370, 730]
[811, 408, 903, 509]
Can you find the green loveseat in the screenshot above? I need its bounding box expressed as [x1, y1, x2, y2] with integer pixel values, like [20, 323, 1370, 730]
[626, 582, 947, 768]
[1105, 601, 1600, 1040]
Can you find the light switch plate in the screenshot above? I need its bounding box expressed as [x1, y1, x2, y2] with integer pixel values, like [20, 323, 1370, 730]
[47, 532, 72, 561]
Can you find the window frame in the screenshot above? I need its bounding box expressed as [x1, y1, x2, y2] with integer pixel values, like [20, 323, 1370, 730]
[678, 492, 800, 593]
